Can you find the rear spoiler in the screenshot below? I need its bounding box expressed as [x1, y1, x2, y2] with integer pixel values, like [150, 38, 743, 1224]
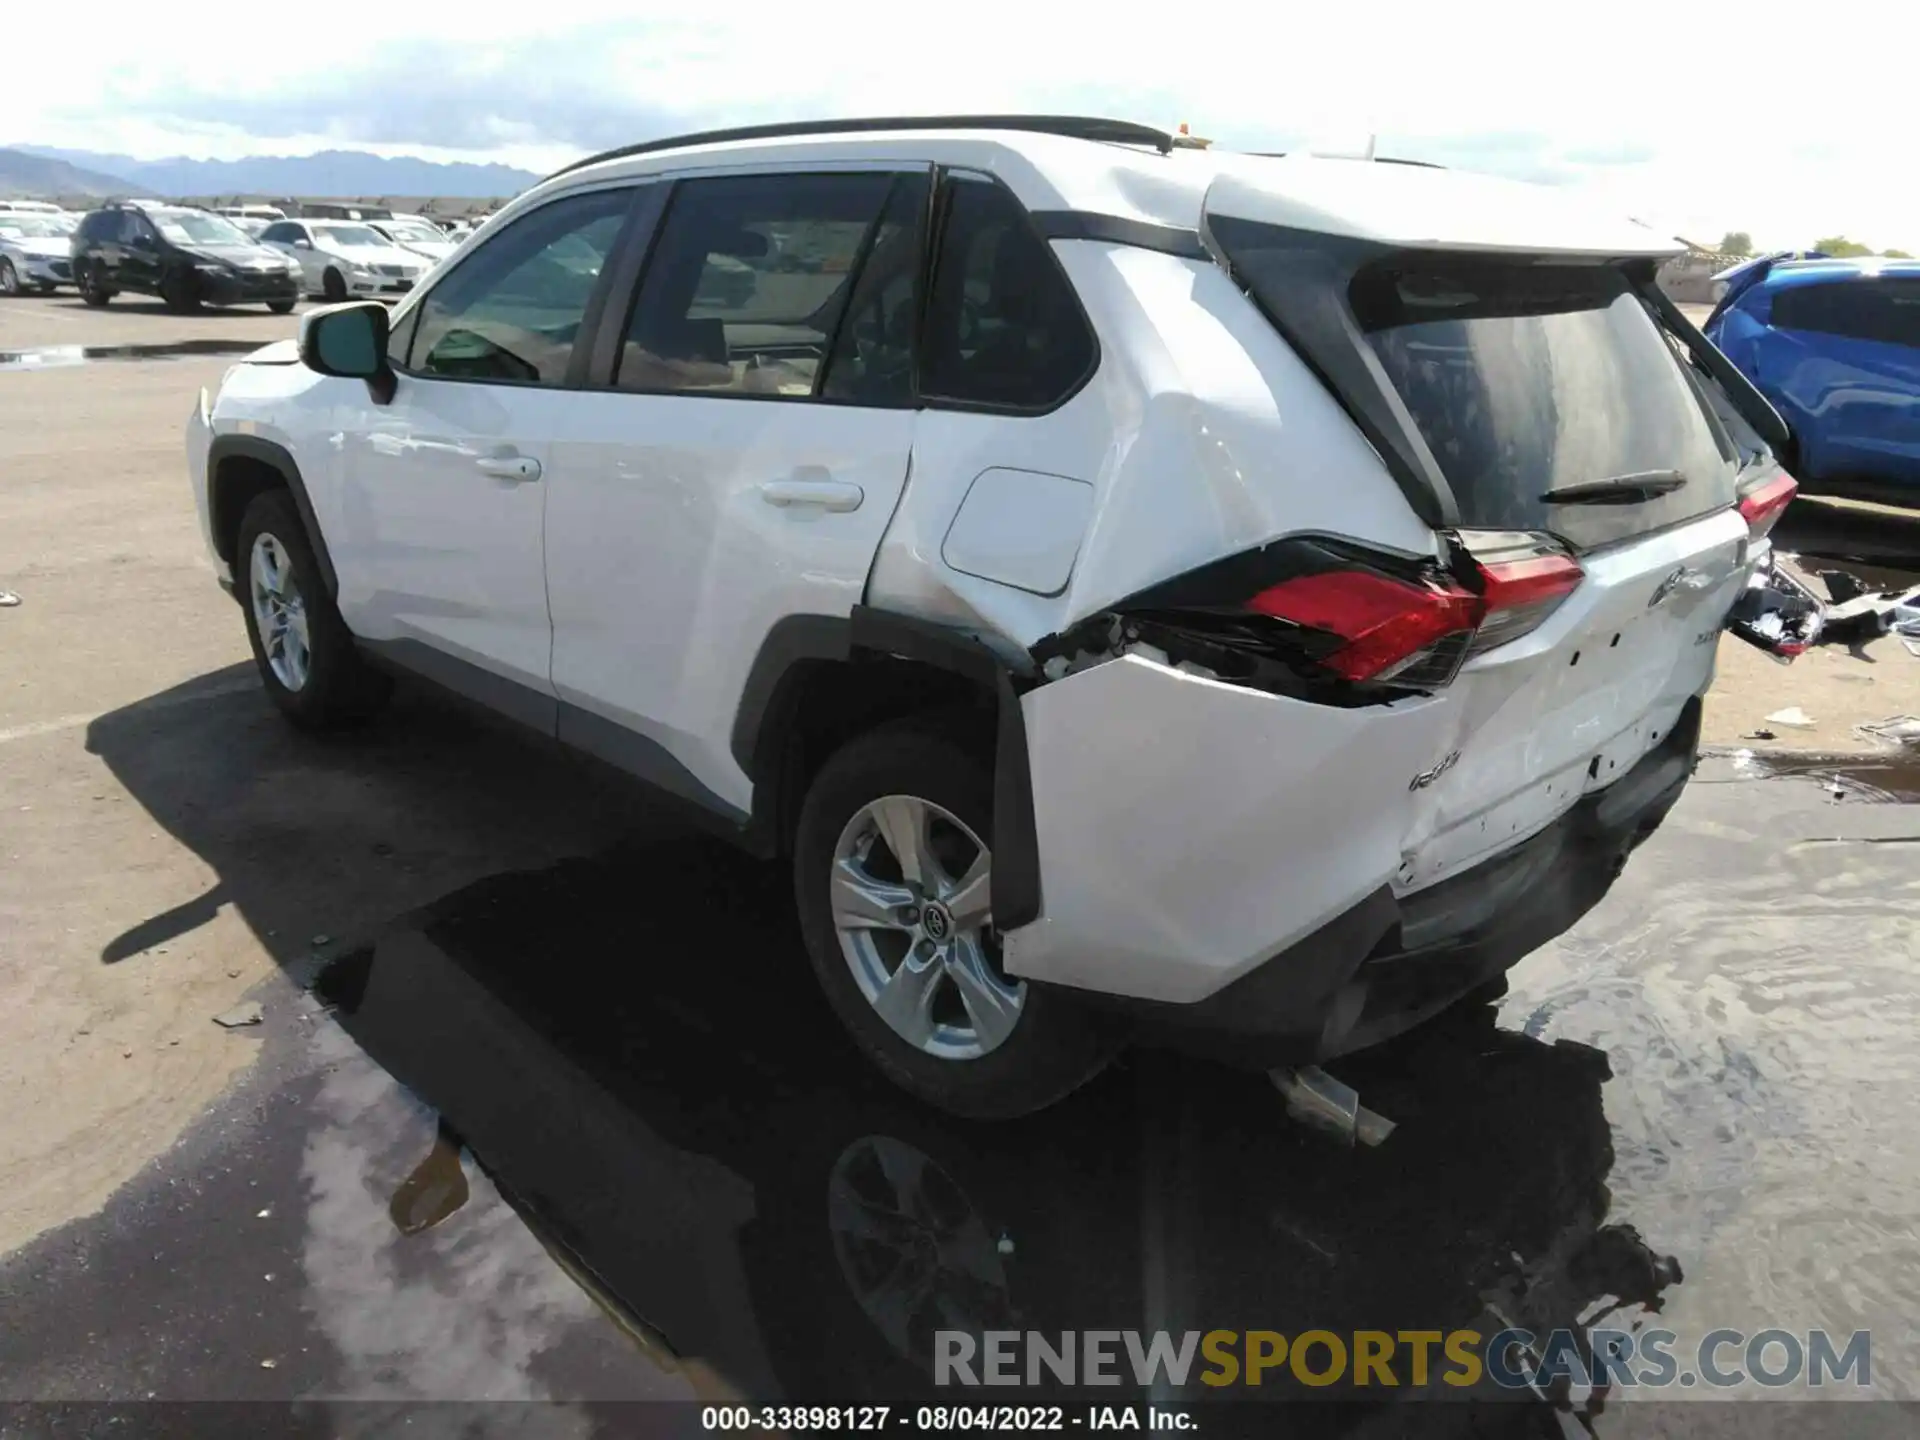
[1631, 270, 1797, 466]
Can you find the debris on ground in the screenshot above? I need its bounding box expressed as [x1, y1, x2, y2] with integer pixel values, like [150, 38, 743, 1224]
[1818, 569, 1872, 604]
[213, 1001, 263, 1030]
[1765, 707, 1817, 730]
[1726, 558, 1824, 659]
[0, 590, 19, 608]
[1859, 716, 1920, 747]
[1772, 562, 1920, 654]
[1741, 729, 1778, 741]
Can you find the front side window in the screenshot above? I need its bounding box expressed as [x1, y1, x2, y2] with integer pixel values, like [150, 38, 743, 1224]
[260, 223, 299, 245]
[615, 171, 901, 397]
[918, 175, 1097, 410]
[407, 187, 633, 387]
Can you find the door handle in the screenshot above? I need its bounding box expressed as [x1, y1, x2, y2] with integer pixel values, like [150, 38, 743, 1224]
[759, 477, 864, 512]
[475, 454, 541, 482]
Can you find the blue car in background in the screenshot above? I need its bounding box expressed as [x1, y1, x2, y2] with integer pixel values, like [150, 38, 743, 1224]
[1704, 255, 1920, 502]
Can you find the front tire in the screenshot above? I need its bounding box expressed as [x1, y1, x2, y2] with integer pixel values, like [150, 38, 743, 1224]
[79, 265, 111, 306]
[0, 259, 18, 297]
[236, 491, 390, 729]
[793, 720, 1113, 1119]
[162, 269, 201, 314]
[267, 298, 296, 315]
[322, 268, 347, 303]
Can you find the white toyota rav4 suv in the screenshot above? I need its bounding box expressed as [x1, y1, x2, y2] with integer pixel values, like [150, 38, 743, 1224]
[187, 116, 1800, 1118]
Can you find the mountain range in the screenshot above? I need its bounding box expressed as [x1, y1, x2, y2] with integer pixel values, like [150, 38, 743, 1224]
[0, 145, 542, 199]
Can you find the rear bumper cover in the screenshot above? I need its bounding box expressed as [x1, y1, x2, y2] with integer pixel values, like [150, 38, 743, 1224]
[1112, 696, 1701, 1064]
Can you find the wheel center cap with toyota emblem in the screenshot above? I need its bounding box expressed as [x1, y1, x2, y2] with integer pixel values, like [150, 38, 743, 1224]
[922, 902, 953, 942]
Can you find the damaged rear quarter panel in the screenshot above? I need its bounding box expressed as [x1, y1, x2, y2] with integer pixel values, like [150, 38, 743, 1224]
[1003, 652, 1452, 1004]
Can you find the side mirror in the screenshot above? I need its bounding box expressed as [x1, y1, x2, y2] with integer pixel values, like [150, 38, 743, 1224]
[293, 238, 313, 250]
[299, 302, 396, 404]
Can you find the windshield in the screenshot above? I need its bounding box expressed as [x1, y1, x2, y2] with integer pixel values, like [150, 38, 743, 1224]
[317, 224, 387, 249]
[382, 221, 443, 243]
[153, 211, 252, 246]
[0, 216, 66, 239]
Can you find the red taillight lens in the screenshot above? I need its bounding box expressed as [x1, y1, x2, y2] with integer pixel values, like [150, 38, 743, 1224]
[1467, 551, 1585, 657]
[1737, 471, 1798, 538]
[1246, 547, 1585, 684]
[1247, 570, 1480, 683]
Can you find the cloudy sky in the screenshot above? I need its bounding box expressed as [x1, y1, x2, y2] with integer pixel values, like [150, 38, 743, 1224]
[11, 1, 1915, 252]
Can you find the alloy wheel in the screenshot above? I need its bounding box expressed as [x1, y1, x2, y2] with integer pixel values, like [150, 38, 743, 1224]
[831, 795, 1024, 1060]
[249, 532, 312, 691]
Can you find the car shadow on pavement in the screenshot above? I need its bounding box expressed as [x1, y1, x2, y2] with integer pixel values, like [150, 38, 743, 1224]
[307, 834, 1681, 1423]
[82, 663, 1684, 1427]
[84, 663, 647, 974]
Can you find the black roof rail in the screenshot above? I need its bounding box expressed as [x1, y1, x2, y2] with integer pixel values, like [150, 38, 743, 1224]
[547, 114, 1176, 181]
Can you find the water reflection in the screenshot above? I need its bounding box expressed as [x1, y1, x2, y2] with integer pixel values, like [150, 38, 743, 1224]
[318, 838, 1678, 1426]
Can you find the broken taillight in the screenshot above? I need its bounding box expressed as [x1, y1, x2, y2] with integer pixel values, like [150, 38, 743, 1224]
[1736, 470, 1798, 539]
[1247, 570, 1480, 684]
[1462, 545, 1586, 660]
[1049, 533, 1587, 699]
[1243, 536, 1584, 686]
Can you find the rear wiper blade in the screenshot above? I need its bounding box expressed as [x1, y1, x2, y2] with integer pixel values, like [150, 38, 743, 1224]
[1540, 470, 1688, 505]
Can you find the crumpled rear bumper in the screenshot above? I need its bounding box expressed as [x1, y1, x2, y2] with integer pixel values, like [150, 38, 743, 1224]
[1082, 697, 1703, 1067]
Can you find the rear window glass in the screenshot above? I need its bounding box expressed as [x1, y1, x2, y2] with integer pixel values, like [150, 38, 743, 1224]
[1771, 278, 1920, 348]
[1348, 261, 1735, 547]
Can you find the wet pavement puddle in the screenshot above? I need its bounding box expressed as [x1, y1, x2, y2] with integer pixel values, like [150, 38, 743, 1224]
[0, 340, 266, 371]
[3, 760, 1918, 1433]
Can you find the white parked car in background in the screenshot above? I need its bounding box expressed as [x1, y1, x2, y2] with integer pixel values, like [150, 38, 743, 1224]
[0, 212, 74, 294]
[369, 215, 457, 265]
[257, 218, 429, 302]
[185, 116, 1801, 1118]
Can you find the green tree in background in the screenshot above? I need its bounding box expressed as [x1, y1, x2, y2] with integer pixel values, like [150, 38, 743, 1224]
[1718, 231, 1754, 256]
[1813, 236, 1874, 257]
[1888, 249, 1914, 259]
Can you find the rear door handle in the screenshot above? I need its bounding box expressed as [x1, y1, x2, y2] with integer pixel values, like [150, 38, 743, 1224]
[759, 477, 864, 512]
[475, 455, 541, 482]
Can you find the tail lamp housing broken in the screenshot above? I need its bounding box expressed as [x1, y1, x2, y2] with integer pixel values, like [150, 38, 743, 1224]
[1073, 532, 1585, 697]
[1736, 469, 1798, 540]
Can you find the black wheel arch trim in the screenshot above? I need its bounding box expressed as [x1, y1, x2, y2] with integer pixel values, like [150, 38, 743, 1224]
[733, 606, 1044, 931]
[206, 433, 339, 600]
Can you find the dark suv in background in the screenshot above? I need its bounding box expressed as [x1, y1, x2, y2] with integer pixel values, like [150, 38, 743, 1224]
[71, 201, 302, 313]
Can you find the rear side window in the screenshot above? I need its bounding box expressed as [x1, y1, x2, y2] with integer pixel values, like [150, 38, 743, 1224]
[615, 171, 900, 398]
[1348, 260, 1735, 548]
[1771, 279, 1920, 348]
[406, 187, 632, 387]
[919, 175, 1096, 410]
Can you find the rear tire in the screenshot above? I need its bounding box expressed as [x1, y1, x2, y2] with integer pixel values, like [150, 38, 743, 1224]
[322, 269, 347, 303]
[793, 719, 1114, 1119]
[235, 490, 390, 730]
